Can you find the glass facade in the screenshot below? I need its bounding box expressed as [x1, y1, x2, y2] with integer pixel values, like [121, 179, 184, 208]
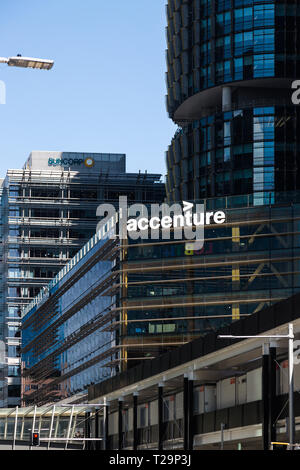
[165, 0, 300, 202]
[167, 0, 299, 109]
[117, 196, 300, 368]
[21, 228, 117, 406]
[167, 105, 300, 202]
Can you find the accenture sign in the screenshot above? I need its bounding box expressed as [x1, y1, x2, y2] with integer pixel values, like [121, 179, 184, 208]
[126, 201, 226, 232]
[96, 197, 227, 251]
[48, 157, 95, 168]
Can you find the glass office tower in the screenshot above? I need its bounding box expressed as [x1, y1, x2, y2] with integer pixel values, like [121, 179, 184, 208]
[165, 0, 300, 204]
[111, 0, 300, 370]
[1, 151, 165, 406]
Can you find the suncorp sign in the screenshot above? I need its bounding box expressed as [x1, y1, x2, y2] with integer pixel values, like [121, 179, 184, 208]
[48, 157, 95, 168]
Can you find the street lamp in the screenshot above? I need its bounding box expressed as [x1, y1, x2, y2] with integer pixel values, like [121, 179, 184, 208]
[0, 55, 54, 70]
[218, 323, 295, 449]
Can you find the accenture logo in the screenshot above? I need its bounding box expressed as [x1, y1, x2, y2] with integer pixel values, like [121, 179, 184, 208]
[96, 197, 227, 251]
[127, 201, 226, 232]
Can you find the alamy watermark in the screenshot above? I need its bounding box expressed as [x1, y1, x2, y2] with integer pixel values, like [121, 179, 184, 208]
[291, 80, 300, 105]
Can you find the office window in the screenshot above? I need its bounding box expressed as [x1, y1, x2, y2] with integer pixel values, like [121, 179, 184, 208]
[234, 7, 253, 31]
[201, 18, 211, 41]
[7, 346, 18, 357]
[234, 57, 243, 79]
[33, 267, 58, 278]
[8, 248, 20, 258]
[200, 41, 211, 65]
[216, 36, 231, 60]
[8, 307, 21, 318]
[216, 0, 231, 12]
[31, 187, 60, 198]
[8, 326, 19, 338]
[30, 248, 60, 258]
[9, 207, 20, 217]
[9, 186, 20, 197]
[31, 208, 60, 218]
[8, 366, 20, 377]
[253, 142, 274, 166]
[253, 115, 275, 141]
[9, 227, 21, 237]
[253, 54, 274, 77]
[224, 121, 231, 146]
[30, 228, 59, 238]
[8, 385, 21, 397]
[254, 4, 275, 28]
[8, 268, 21, 279]
[235, 31, 253, 55]
[216, 11, 231, 35]
[235, 0, 252, 6]
[254, 29, 274, 53]
[70, 189, 97, 199]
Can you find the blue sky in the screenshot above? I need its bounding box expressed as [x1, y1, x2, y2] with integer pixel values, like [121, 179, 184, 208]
[0, 0, 176, 178]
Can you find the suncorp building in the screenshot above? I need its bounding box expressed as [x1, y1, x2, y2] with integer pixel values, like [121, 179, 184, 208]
[1, 151, 165, 407]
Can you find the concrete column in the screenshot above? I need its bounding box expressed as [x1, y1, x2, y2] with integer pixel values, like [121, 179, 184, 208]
[222, 86, 232, 111]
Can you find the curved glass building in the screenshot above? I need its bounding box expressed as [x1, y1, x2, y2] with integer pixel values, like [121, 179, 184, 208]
[165, 0, 300, 203]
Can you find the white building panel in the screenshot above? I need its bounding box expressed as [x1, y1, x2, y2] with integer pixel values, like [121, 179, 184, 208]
[217, 377, 236, 409]
[246, 368, 262, 402]
[198, 385, 216, 413]
[281, 359, 300, 393]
